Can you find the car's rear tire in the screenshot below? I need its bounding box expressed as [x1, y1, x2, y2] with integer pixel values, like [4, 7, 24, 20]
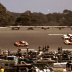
[14, 43, 20, 47]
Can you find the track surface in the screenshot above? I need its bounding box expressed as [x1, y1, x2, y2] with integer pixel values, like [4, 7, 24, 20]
[0, 28, 72, 52]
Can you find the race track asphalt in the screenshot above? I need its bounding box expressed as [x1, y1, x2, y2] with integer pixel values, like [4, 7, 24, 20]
[0, 27, 72, 52]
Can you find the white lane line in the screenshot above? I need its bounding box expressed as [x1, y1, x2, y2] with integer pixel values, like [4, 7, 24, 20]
[48, 34, 64, 36]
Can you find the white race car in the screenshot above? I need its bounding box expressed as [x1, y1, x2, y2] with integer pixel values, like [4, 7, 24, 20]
[64, 39, 72, 45]
[14, 40, 29, 47]
[63, 34, 72, 39]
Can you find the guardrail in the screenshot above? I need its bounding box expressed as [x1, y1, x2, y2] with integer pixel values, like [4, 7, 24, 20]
[9, 26, 72, 28]
[0, 26, 72, 28]
[0, 26, 72, 31]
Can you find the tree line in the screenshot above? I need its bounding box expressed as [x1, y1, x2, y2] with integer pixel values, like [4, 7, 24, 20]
[0, 3, 72, 26]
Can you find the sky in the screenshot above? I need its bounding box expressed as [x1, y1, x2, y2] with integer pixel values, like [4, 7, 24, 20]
[0, 0, 72, 14]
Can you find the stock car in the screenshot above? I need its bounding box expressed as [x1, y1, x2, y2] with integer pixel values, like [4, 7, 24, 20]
[14, 40, 29, 47]
[64, 38, 72, 45]
[63, 34, 72, 39]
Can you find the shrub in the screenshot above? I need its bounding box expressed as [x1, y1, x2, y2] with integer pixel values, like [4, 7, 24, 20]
[27, 27, 34, 30]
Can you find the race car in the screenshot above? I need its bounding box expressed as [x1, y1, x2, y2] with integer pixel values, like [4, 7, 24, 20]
[64, 38, 72, 45]
[14, 40, 29, 47]
[62, 34, 72, 39]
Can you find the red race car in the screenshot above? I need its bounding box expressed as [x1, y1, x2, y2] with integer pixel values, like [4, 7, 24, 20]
[14, 40, 29, 47]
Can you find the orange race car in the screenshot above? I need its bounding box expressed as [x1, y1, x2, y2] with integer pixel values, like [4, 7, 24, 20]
[14, 40, 29, 47]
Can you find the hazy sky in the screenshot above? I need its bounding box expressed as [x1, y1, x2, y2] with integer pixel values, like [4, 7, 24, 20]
[0, 0, 72, 14]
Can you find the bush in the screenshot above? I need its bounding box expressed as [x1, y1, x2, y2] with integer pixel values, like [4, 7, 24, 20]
[41, 27, 47, 30]
[27, 27, 34, 30]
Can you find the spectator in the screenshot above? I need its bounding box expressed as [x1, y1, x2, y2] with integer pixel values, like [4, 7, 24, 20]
[66, 61, 71, 71]
[26, 47, 29, 53]
[38, 46, 41, 52]
[58, 47, 62, 53]
[44, 66, 50, 72]
[16, 49, 22, 57]
[28, 66, 33, 72]
[8, 50, 10, 56]
[0, 66, 4, 72]
[42, 46, 45, 52]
